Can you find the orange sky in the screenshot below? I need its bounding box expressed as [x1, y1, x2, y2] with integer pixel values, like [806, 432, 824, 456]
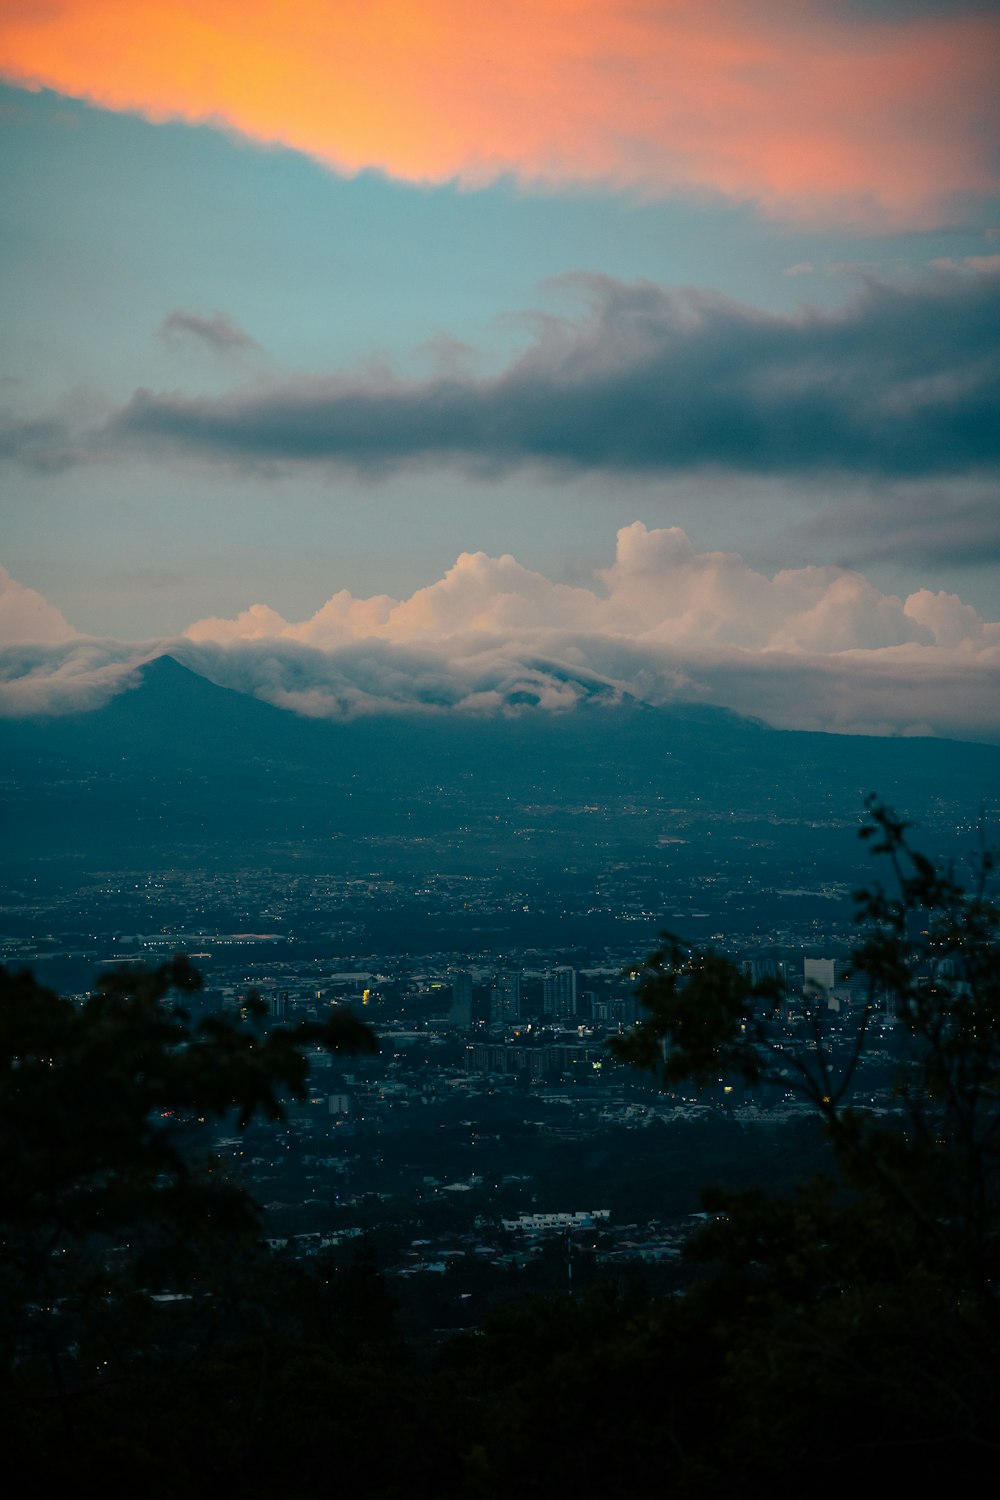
[2, 0, 999, 224]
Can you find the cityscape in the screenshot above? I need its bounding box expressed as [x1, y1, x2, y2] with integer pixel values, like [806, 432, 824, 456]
[1, 763, 977, 1338]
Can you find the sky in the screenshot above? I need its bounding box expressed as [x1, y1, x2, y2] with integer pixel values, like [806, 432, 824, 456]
[1, 1, 999, 739]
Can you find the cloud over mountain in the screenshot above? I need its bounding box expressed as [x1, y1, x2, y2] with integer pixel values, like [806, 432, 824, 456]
[2, 526, 997, 741]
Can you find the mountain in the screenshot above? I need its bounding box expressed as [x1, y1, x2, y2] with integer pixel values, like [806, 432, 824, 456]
[2, 654, 997, 876]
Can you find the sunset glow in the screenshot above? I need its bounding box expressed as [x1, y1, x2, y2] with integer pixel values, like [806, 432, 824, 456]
[3, 0, 999, 224]
[2, 0, 998, 738]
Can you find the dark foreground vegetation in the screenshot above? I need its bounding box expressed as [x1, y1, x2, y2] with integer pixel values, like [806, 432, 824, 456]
[2, 804, 998, 1496]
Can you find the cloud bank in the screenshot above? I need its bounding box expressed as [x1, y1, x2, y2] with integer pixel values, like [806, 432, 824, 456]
[2, 525, 998, 742]
[7, 271, 999, 482]
[3, 1, 998, 225]
[810, 482, 1000, 569]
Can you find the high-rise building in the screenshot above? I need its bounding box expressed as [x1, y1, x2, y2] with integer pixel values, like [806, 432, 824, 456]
[492, 969, 522, 1025]
[608, 993, 637, 1027]
[803, 957, 838, 995]
[448, 970, 474, 1027]
[268, 989, 289, 1020]
[543, 966, 578, 1020]
[740, 956, 788, 987]
[803, 957, 856, 1009]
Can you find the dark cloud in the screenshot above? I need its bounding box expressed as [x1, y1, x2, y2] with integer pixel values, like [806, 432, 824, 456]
[807, 484, 1000, 567]
[836, 1, 1000, 16]
[108, 271, 1000, 479]
[2, 272, 997, 482]
[839, 1, 1000, 15]
[159, 309, 261, 357]
[0, 411, 81, 472]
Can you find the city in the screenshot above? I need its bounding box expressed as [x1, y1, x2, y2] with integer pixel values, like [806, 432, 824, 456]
[2, 842, 917, 1342]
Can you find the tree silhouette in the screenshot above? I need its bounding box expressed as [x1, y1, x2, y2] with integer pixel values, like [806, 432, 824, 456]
[607, 799, 1000, 1487]
[0, 955, 377, 1444]
[4, 808, 999, 1494]
[613, 801, 1000, 1299]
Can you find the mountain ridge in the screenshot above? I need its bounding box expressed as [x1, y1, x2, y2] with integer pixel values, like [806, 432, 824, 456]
[3, 650, 997, 876]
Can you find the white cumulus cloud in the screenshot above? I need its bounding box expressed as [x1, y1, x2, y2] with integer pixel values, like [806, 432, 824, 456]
[185, 522, 994, 659]
[0, 566, 76, 645]
[1, 529, 997, 740]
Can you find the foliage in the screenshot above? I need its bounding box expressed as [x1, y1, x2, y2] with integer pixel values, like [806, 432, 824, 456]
[612, 800, 1000, 1285]
[420, 808, 1000, 1498]
[0, 954, 378, 1448]
[3, 806, 999, 1493]
[600, 799, 1000, 1486]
